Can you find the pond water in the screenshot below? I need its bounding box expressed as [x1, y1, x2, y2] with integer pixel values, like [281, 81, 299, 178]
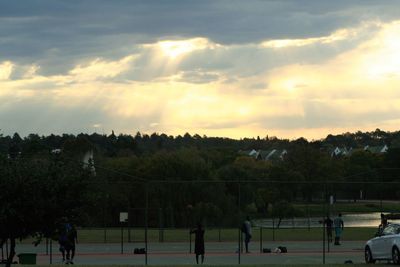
[254, 212, 400, 228]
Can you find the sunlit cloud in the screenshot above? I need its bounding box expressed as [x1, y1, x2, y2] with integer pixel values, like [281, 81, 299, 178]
[155, 38, 218, 59]
[144, 37, 219, 60]
[2, 16, 400, 139]
[357, 21, 400, 80]
[261, 22, 380, 49]
[23, 65, 40, 78]
[0, 61, 14, 80]
[67, 55, 136, 82]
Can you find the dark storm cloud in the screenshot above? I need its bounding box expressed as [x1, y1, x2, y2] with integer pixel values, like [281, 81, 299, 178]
[1, 0, 399, 75]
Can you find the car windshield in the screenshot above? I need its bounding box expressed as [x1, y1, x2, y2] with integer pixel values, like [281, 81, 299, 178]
[382, 224, 400, 235]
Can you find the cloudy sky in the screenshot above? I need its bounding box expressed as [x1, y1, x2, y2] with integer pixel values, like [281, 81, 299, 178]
[1, 0, 400, 139]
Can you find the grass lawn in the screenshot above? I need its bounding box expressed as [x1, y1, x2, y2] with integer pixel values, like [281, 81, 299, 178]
[20, 201, 393, 244]
[20, 227, 377, 244]
[294, 201, 400, 216]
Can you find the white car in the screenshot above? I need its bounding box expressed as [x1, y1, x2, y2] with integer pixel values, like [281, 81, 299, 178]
[365, 223, 400, 264]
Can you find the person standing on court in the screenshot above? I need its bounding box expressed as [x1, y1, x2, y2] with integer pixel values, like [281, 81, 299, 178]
[325, 216, 333, 243]
[58, 226, 67, 263]
[190, 223, 205, 264]
[334, 213, 344, 245]
[65, 223, 78, 264]
[378, 213, 388, 233]
[243, 216, 252, 253]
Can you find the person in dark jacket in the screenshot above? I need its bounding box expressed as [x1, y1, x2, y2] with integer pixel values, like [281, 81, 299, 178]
[243, 216, 252, 253]
[325, 216, 333, 243]
[65, 223, 78, 264]
[190, 223, 205, 264]
[58, 228, 67, 263]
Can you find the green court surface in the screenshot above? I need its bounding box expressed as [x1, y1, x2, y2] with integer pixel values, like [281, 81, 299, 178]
[11, 240, 370, 265]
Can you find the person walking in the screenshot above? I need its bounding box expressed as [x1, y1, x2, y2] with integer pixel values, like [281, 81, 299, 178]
[58, 228, 67, 263]
[65, 223, 78, 264]
[190, 223, 205, 264]
[334, 213, 344, 245]
[242, 216, 252, 253]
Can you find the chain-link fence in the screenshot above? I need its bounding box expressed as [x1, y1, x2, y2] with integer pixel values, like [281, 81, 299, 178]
[5, 174, 400, 265]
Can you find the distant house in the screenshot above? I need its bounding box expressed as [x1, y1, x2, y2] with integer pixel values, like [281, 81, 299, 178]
[238, 149, 287, 161]
[329, 144, 389, 157]
[364, 145, 388, 154]
[260, 149, 287, 161]
[330, 147, 351, 157]
[51, 148, 62, 154]
[248, 149, 259, 158]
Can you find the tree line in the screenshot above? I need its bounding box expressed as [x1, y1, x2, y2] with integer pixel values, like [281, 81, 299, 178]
[1, 129, 400, 265]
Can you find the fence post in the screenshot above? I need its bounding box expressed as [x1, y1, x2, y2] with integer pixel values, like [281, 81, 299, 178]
[159, 207, 164, 242]
[259, 227, 262, 253]
[189, 231, 192, 253]
[49, 239, 52, 264]
[128, 209, 132, 243]
[121, 224, 124, 254]
[5, 239, 8, 260]
[272, 218, 275, 241]
[322, 218, 326, 264]
[238, 180, 241, 265]
[307, 202, 311, 231]
[322, 181, 327, 264]
[145, 183, 149, 265]
[103, 195, 107, 243]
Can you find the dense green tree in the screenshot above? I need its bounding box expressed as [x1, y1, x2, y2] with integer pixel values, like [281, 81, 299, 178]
[0, 154, 91, 266]
[1, 129, 400, 233]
